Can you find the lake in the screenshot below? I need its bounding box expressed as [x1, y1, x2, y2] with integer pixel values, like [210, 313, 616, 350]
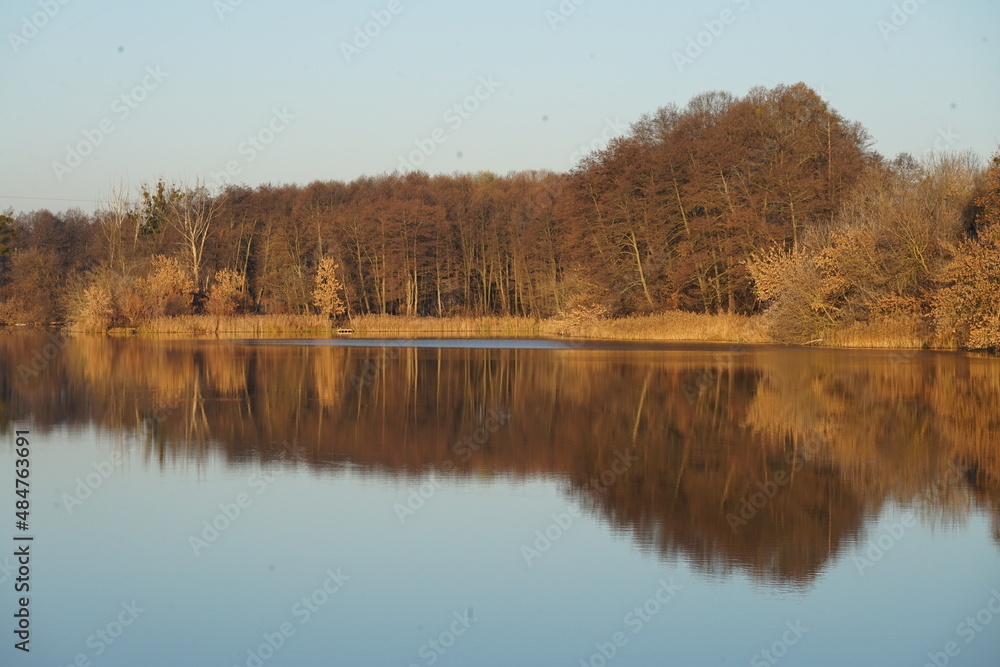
[1, 330, 999, 666]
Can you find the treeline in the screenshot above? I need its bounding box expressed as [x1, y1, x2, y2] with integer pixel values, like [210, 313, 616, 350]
[1, 82, 998, 347]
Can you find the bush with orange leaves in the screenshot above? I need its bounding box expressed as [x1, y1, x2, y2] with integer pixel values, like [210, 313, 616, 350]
[932, 225, 1000, 349]
[311, 258, 346, 320]
[748, 152, 982, 345]
[70, 255, 194, 330]
[746, 243, 841, 343]
[73, 284, 116, 331]
[205, 268, 251, 317]
[144, 255, 194, 317]
[932, 153, 1000, 349]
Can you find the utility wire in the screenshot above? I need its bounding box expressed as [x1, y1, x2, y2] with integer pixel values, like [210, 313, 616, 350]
[0, 195, 103, 204]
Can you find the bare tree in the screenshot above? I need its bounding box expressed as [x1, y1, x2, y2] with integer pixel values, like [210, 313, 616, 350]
[168, 182, 218, 290]
[97, 181, 135, 275]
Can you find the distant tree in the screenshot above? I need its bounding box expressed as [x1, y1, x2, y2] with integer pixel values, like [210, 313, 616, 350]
[73, 284, 116, 331]
[933, 224, 1000, 349]
[145, 255, 194, 317]
[138, 179, 180, 239]
[312, 257, 346, 319]
[0, 211, 17, 290]
[0, 211, 15, 255]
[206, 268, 251, 317]
[167, 183, 217, 291]
[746, 243, 838, 343]
[973, 152, 1000, 233]
[933, 151, 1000, 348]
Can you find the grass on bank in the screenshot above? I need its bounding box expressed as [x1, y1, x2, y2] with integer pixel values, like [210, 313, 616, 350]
[107, 314, 332, 336]
[64, 311, 770, 344]
[555, 311, 769, 344]
[820, 316, 927, 350]
[57, 310, 938, 349]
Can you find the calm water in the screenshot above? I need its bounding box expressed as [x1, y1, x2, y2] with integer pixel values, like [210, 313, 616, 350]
[2, 331, 999, 666]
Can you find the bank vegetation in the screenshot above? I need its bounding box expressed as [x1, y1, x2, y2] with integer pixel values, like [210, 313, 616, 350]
[1, 83, 997, 348]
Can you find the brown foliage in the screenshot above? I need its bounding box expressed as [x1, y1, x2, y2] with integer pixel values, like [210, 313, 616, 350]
[205, 268, 251, 317]
[749, 152, 984, 346]
[933, 224, 1000, 349]
[145, 255, 194, 317]
[74, 284, 116, 331]
[312, 258, 346, 319]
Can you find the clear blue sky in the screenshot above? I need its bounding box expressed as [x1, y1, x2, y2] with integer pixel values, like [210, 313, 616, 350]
[1, 0, 997, 213]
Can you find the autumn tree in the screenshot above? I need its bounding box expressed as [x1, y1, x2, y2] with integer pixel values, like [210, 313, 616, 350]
[206, 268, 251, 316]
[750, 151, 983, 343]
[72, 284, 116, 331]
[145, 255, 195, 317]
[932, 151, 1000, 348]
[746, 242, 839, 343]
[561, 83, 872, 315]
[312, 257, 346, 319]
[932, 224, 1000, 348]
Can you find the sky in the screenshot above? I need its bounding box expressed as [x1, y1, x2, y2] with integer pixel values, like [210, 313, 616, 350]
[1, 0, 998, 214]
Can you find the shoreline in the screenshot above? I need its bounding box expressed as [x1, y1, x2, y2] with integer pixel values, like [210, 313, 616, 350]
[4, 312, 991, 352]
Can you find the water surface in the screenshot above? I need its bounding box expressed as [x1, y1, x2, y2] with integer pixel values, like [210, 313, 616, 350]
[1, 332, 999, 666]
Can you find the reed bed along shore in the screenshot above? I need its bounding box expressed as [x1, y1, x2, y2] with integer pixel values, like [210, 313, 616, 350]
[348, 314, 545, 337]
[820, 317, 927, 350]
[555, 312, 769, 344]
[50, 311, 945, 350]
[118, 314, 332, 336]
[63, 311, 771, 344]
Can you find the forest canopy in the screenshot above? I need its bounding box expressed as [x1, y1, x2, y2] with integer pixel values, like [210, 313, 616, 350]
[2, 83, 998, 348]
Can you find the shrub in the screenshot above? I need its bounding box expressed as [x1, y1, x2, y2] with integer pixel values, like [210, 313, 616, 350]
[312, 258, 346, 319]
[146, 255, 194, 317]
[205, 268, 251, 317]
[933, 225, 1000, 349]
[74, 284, 116, 331]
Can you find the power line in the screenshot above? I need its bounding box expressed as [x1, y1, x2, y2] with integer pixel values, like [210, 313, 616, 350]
[0, 195, 102, 204]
